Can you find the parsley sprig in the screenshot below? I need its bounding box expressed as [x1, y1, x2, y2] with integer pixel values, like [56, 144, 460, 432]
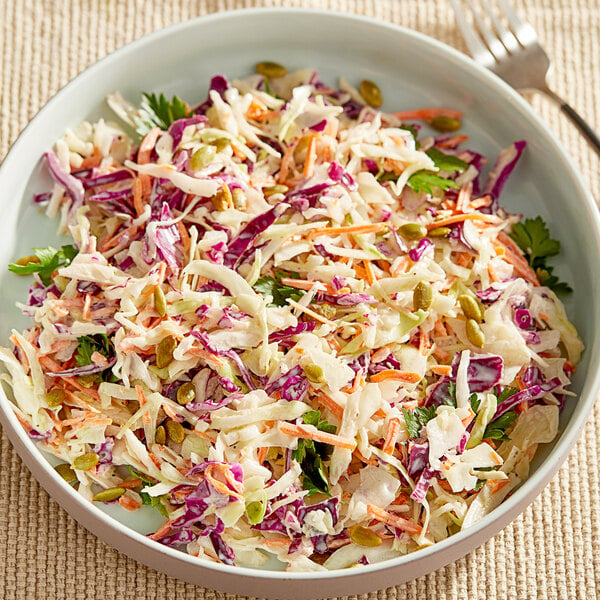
[292, 410, 336, 495]
[8, 244, 78, 286]
[75, 334, 113, 367]
[510, 216, 571, 294]
[135, 92, 190, 136]
[253, 272, 304, 307]
[401, 406, 437, 438]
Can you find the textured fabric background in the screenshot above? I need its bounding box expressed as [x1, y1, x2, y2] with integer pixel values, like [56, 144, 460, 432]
[1, 1, 599, 598]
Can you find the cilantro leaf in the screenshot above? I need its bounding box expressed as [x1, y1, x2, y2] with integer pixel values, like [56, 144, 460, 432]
[509, 217, 570, 294]
[406, 171, 460, 194]
[253, 273, 304, 307]
[75, 334, 113, 367]
[140, 491, 170, 517]
[442, 381, 458, 407]
[400, 124, 420, 146]
[470, 393, 481, 413]
[8, 244, 78, 287]
[402, 405, 437, 439]
[496, 386, 519, 403]
[426, 148, 468, 173]
[483, 410, 518, 441]
[135, 92, 190, 136]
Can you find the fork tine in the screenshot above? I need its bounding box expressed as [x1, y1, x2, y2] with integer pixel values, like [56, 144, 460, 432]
[449, 0, 495, 67]
[497, 0, 538, 47]
[465, 0, 508, 62]
[479, 0, 520, 54]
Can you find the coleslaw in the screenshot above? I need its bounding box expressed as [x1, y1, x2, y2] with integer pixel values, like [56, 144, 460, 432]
[0, 66, 583, 570]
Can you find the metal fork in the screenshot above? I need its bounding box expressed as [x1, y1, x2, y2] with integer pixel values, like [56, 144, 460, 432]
[449, 0, 600, 156]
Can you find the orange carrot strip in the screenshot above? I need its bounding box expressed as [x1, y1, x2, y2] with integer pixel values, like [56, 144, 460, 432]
[119, 495, 142, 511]
[307, 222, 386, 239]
[430, 365, 452, 376]
[353, 448, 378, 466]
[418, 328, 430, 355]
[363, 260, 375, 285]
[315, 391, 344, 421]
[177, 220, 191, 254]
[99, 224, 138, 253]
[258, 446, 269, 465]
[436, 134, 469, 148]
[133, 176, 145, 217]
[393, 107, 463, 121]
[469, 195, 493, 210]
[118, 478, 143, 489]
[278, 421, 356, 450]
[137, 127, 162, 165]
[149, 519, 176, 541]
[426, 212, 500, 231]
[455, 184, 472, 213]
[366, 504, 422, 534]
[79, 147, 103, 169]
[279, 278, 324, 292]
[82, 294, 91, 320]
[303, 134, 317, 178]
[370, 370, 422, 384]
[278, 144, 295, 184]
[382, 418, 401, 454]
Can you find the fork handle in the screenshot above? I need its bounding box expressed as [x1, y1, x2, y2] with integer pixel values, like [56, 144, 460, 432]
[542, 87, 600, 156]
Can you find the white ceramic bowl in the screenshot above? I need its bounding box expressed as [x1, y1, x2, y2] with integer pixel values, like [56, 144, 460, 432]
[1, 8, 599, 599]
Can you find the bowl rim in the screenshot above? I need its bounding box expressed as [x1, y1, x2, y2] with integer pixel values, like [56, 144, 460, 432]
[1, 5, 599, 586]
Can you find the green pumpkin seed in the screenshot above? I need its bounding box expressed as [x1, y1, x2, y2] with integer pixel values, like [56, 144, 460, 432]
[190, 144, 217, 171]
[246, 500, 267, 525]
[458, 294, 484, 323]
[166, 420, 185, 444]
[264, 184, 289, 198]
[359, 79, 383, 108]
[156, 335, 177, 369]
[55, 463, 77, 483]
[466, 318, 486, 348]
[53, 275, 69, 293]
[429, 115, 462, 133]
[303, 363, 325, 384]
[211, 137, 231, 153]
[77, 374, 99, 388]
[14, 254, 40, 267]
[399, 223, 428, 240]
[232, 188, 247, 210]
[428, 226, 452, 238]
[72, 452, 99, 471]
[155, 425, 166, 445]
[176, 382, 196, 405]
[349, 525, 382, 547]
[293, 135, 311, 160]
[46, 388, 68, 408]
[413, 281, 433, 311]
[92, 487, 125, 503]
[255, 61, 288, 78]
[153, 286, 167, 317]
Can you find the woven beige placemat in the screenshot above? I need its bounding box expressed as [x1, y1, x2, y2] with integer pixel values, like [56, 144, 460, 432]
[1, 1, 599, 598]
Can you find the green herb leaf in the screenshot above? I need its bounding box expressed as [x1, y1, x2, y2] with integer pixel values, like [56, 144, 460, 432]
[402, 405, 437, 439]
[140, 491, 170, 517]
[442, 381, 458, 408]
[253, 273, 304, 307]
[509, 217, 570, 294]
[470, 393, 481, 413]
[483, 410, 518, 441]
[125, 465, 158, 485]
[406, 171, 460, 195]
[75, 334, 113, 367]
[496, 386, 519, 404]
[426, 148, 468, 173]
[8, 244, 78, 287]
[135, 92, 190, 136]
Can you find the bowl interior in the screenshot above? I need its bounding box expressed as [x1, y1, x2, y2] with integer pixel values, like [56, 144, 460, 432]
[0, 8, 599, 578]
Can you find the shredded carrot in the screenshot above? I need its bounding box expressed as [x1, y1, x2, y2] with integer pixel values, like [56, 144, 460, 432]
[257, 446, 269, 465]
[363, 259, 375, 285]
[418, 328, 430, 355]
[303, 134, 317, 178]
[137, 127, 162, 165]
[455, 184, 472, 213]
[263, 538, 291, 547]
[245, 98, 268, 120]
[430, 365, 452, 376]
[382, 418, 401, 454]
[426, 212, 500, 231]
[278, 421, 356, 450]
[436, 134, 469, 148]
[79, 147, 102, 169]
[366, 504, 422, 534]
[353, 448, 378, 466]
[279, 278, 325, 292]
[177, 220, 191, 254]
[393, 107, 463, 121]
[118, 478, 143, 489]
[205, 463, 244, 500]
[315, 392, 344, 421]
[82, 294, 91, 320]
[149, 519, 175, 541]
[99, 224, 138, 253]
[119, 494, 142, 511]
[278, 144, 295, 184]
[469, 195, 493, 210]
[487, 263, 500, 283]
[433, 320, 448, 337]
[369, 369, 422, 384]
[487, 478, 511, 494]
[132, 176, 145, 217]
[432, 346, 450, 361]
